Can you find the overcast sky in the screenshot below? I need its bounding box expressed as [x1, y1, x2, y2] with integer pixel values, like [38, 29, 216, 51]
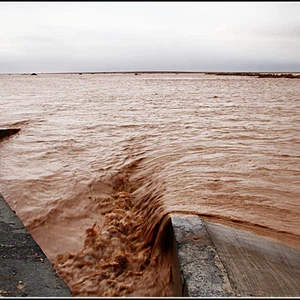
[1, 1, 300, 73]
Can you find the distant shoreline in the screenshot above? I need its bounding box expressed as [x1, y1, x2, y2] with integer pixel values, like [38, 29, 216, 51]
[205, 72, 300, 79]
[1, 71, 300, 78]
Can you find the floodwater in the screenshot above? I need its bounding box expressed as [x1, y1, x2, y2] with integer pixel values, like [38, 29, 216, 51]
[0, 73, 299, 296]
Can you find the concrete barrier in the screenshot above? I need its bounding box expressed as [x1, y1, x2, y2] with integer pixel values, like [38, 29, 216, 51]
[171, 214, 235, 297]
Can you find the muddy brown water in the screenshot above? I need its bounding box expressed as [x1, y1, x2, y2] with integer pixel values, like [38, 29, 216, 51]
[0, 73, 299, 296]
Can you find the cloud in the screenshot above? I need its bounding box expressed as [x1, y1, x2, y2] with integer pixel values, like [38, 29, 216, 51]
[0, 2, 300, 73]
[247, 24, 300, 40]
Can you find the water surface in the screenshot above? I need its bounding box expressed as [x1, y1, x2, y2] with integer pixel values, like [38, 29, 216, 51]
[0, 73, 299, 295]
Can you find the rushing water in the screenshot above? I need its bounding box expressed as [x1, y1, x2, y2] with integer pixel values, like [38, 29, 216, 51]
[0, 73, 300, 296]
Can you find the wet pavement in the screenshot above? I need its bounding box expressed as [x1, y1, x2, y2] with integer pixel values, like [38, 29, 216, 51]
[0, 193, 72, 297]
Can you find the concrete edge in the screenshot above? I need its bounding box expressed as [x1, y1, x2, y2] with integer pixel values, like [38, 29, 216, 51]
[170, 213, 236, 297]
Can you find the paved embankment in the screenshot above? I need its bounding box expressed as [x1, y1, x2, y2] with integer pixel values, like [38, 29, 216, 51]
[0, 194, 72, 297]
[171, 213, 300, 297]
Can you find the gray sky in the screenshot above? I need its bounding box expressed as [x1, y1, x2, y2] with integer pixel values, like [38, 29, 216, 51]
[1, 1, 300, 73]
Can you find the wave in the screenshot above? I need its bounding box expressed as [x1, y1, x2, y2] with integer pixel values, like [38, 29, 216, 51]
[53, 158, 180, 297]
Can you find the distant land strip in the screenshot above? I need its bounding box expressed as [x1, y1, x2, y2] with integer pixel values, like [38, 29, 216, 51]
[1, 71, 300, 78]
[205, 72, 300, 78]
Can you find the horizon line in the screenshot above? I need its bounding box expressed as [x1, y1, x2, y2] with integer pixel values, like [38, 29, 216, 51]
[1, 70, 300, 75]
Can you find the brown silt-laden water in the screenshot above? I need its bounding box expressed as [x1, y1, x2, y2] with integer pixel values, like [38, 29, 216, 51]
[0, 72, 299, 296]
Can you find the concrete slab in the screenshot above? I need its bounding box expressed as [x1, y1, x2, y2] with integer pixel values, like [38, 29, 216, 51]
[0, 193, 72, 297]
[203, 219, 300, 297]
[171, 214, 236, 297]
